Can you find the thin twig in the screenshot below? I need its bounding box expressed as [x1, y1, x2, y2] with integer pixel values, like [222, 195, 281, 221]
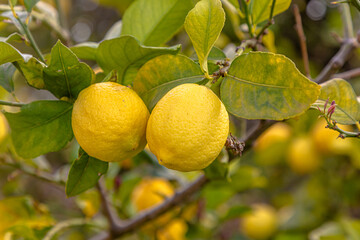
[340, 3, 354, 39]
[315, 4, 359, 83]
[243, 120, 276, 151]
[0, 100, 25, 107]
[98, 116, 277, 237]
[112, 174, 208, 236]
[43, 218, 90, 240]
[96, 179, 124, 237]
[333, 68, 360, 80]
[293, 4, 311, 78]
[315, 38, 358, 83]
[1, 157, 65, 186]
[239, 0, 253, 37]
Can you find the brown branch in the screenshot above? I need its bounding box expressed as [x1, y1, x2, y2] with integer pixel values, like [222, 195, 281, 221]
[111, 174, 208, 236]
[0, 156, 65, 186]
[333, 68, 360, 80]
[315, 37, 358, 83]
[96, 180, 124, 238]
[98, 119, 277, 238]
[293, 4, 311, 78]
[243, 120, 276, 151]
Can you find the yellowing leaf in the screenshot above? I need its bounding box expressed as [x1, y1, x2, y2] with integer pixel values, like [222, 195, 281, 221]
[251, 0, 291, 25]
[221, 52, 321, 120]
[185, 0, 225, 75]
[312, 78, 360, 124]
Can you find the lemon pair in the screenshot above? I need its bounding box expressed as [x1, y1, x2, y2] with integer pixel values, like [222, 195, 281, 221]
[71, 82, 229, 172]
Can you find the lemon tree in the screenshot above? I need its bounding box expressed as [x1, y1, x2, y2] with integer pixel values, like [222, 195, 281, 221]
[0, 0, 359, 239]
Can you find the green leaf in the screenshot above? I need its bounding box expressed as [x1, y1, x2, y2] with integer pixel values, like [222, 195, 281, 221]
[16, 57, 45, 89]
[70, 42, 99, 61]
[311, 78, 360, 125]
[23, 0, 40, 12]
[0, 62, 16, 92]
[0, 41, 26, 65]
[220, 52, 321, 120]
[191, 46, 226, 61]
[96, 36, 181, 84]
[250, 0, 291, 25]
[121, 0, 193, 46]
[133, 54, 204, 110]
[43, 40, 94, 99]
[184, 0, 225, 75]
[66, 151, 108, 197]
[4, 100, 73, 158]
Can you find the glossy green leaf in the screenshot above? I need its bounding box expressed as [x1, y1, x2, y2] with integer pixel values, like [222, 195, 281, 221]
[66, 150, 108, 197]
[185, 0, 225, 75]
[96, 36, 181, 84]
[191, 46, 226, 61]
[220, 52, 321, 120]
[250, 0, 291, 25]
[23, 0, 40, 12]
[43, 40, 94, 99]
[0, 41, 25, 65]
[17, 57, 45, 89]
[311, 78, 360, 125]
[70, 42, 99, 61]
[0, 62, 16, 92]
[121, 0, 193, 46]
[133, 54, 204, 110]
[4, 100, 73, 158]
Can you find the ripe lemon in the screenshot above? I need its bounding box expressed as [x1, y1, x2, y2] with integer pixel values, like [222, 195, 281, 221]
[146, 84, 229, 172]
[311, 118, 352, 154]
[241, 204, 278, 240]
[286, 135, 321, 174]
[131, 178, 175, 230]
[156, 219, 188, 240]
[254, 123, 291, 151]
[0, 113, 8, 145]
[131, 178, 174, 212]
[72, 82, 149, 162]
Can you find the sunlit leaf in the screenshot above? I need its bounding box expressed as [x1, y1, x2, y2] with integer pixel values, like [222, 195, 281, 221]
[4, 100, 73, 158]
[0, 41, 26, 65]
[122, 0, 193, 46]
[311, 78, 360, 125]
[43, 40, 94, 99]
[220, 52, 320, 120]
[185, 0, 225, 75]
[250, 0, 291, 25]
[66, 150, 108, 197]
[133, 54, 204, 110]
[96, 36, 181, 84]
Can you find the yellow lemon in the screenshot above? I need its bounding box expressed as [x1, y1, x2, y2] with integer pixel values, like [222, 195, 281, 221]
[311, 118, 353, 154]
[131, 178, 176, 230]
[72, 82, 149, 162]
[132, 178, 174, 212]
[0, 113, 8, 144]
[254, 123, 291, 151]
[241, 204, 278, 240]
[286, 136, 321, 174]
[146, 84, 229, 172]
[156, 219, 188, 240]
